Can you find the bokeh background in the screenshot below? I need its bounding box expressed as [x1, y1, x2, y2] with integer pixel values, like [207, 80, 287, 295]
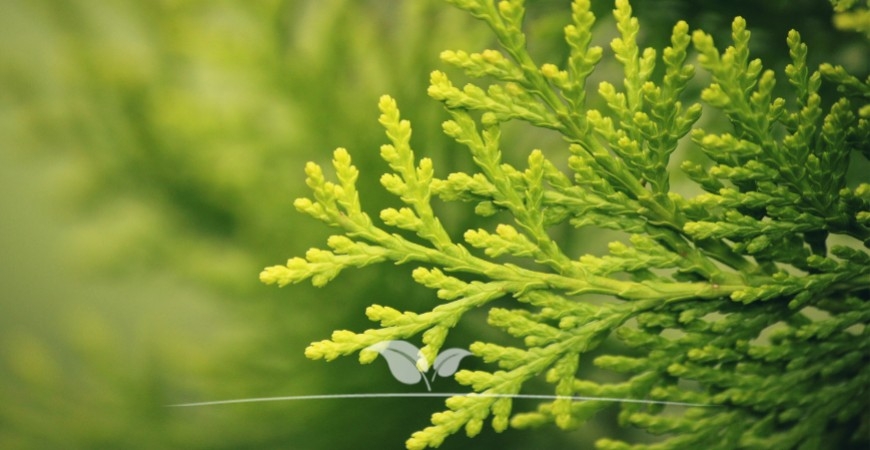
[1, 1, 866, 449]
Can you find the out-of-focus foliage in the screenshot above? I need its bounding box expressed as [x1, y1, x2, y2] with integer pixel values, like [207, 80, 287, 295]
[0, 1, 510, 448]
[0, 0, 865, 449]
[831, 0, 870, 37]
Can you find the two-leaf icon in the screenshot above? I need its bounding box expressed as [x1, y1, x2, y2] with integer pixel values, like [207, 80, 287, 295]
[364, 341, 472, 391]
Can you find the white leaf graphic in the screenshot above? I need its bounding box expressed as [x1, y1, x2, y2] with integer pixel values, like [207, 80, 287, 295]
[365, 340, 424, 386]
[432, 348, 472, 378]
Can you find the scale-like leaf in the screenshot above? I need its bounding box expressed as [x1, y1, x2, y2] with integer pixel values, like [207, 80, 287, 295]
[365, 340, 424, 385]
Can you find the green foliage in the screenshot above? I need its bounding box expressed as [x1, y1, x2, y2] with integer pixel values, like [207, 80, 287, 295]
[831, 0, 870, 37]
[264, 0, 870, 448]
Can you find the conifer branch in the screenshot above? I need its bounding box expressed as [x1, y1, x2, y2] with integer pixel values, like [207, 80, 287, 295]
[264, 1, 870, 448]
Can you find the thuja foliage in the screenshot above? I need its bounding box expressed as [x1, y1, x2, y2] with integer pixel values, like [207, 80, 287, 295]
[262, 0, 870, 448]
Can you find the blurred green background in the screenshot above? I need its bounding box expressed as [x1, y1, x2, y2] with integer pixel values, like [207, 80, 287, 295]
[0, 1, 865, 449]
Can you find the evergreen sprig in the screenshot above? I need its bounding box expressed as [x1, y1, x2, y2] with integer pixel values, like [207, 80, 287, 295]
[262, 0, 870, 448]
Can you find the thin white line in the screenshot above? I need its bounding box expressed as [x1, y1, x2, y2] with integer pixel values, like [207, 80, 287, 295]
[168, 392, 714, 408]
